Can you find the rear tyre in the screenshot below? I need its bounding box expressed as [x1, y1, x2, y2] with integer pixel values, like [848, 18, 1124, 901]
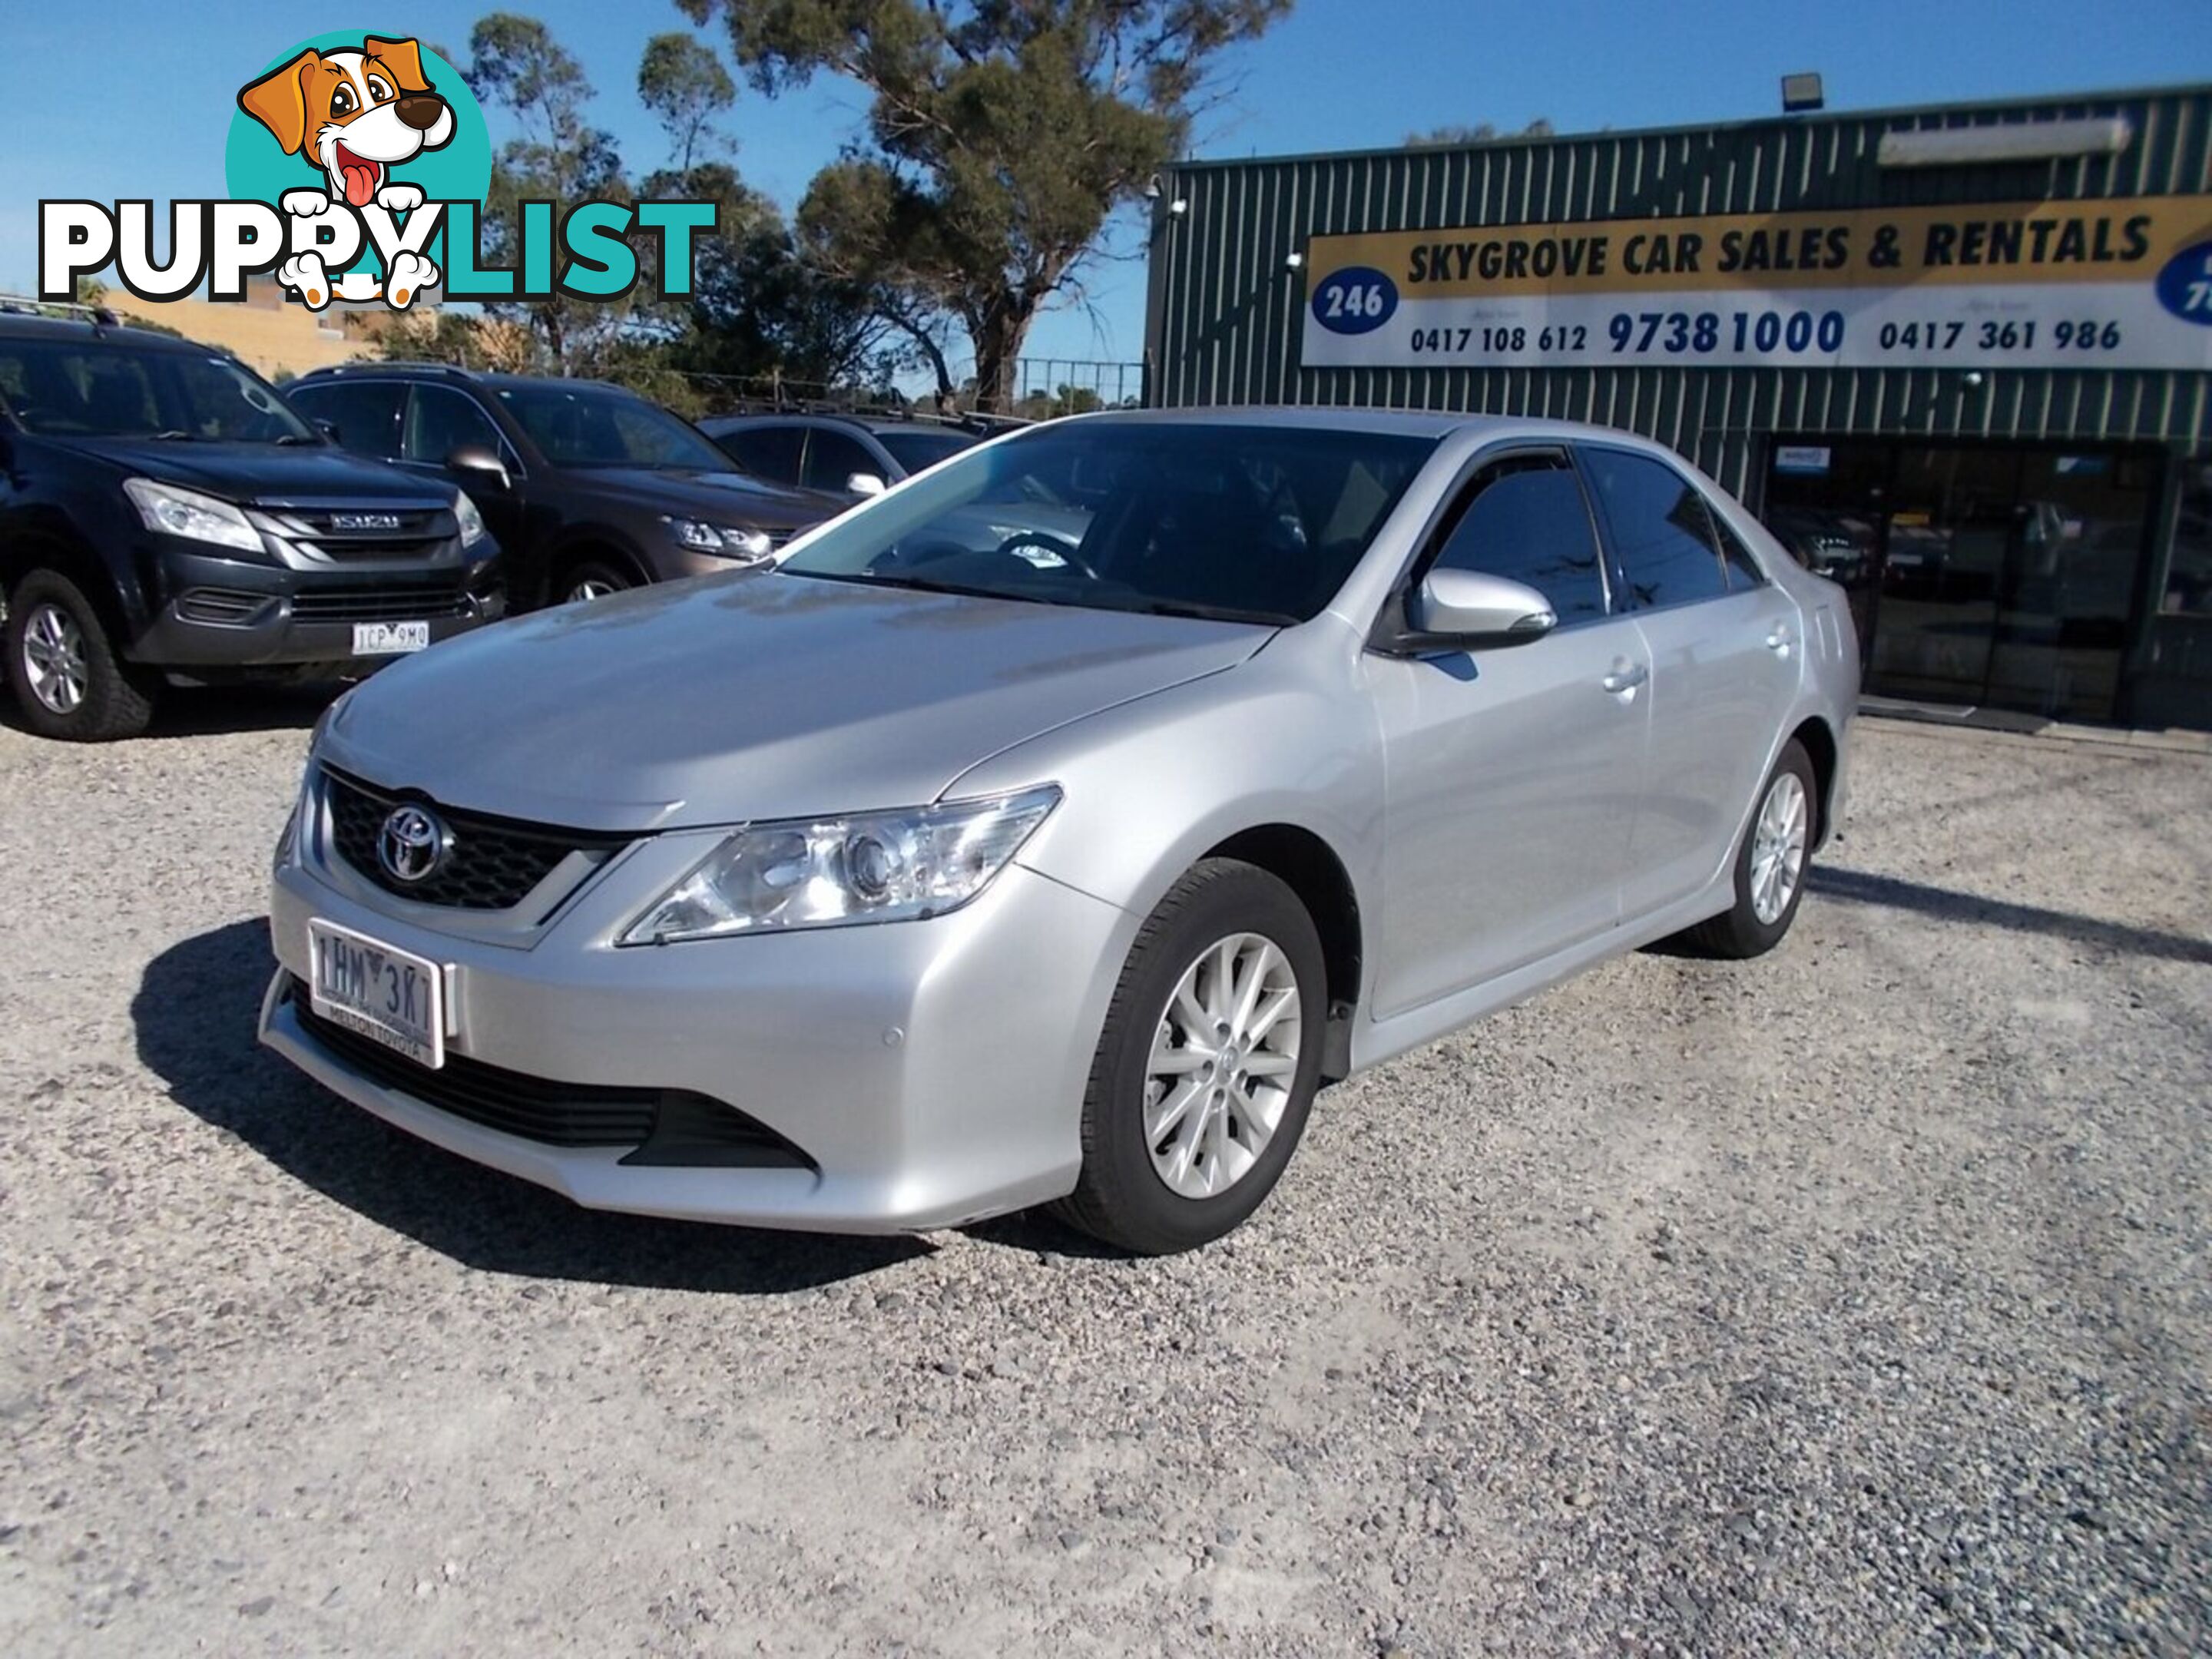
[4, 570, 158, 742]
[1681, 739, 1816, 959]
[1052, 859, 1326, 1255]
[561, 561, 633, 604]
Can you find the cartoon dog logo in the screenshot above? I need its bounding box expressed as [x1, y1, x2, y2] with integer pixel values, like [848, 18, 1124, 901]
[237, 37, 452, 310]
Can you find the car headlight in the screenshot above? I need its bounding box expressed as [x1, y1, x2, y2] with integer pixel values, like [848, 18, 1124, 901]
[454, 489, 488, 549]
[666, 517, 774, 561]
[123, 478, 264, 555]
[273, 759, 319, 872]
[621, 785, 1061, 945]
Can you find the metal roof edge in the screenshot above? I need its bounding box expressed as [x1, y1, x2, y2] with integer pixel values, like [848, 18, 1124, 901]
[1167, 81, 2212, 176]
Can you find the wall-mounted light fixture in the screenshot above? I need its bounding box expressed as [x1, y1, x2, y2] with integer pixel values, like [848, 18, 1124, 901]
[1168, 198, 1189, 216]
[1781, 72, 1825, 114]
[1284, 250, 1305, 271]
[1878, 117, 2132, 168]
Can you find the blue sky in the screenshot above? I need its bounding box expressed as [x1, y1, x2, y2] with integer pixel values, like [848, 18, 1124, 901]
[4, 0, 2208, 374]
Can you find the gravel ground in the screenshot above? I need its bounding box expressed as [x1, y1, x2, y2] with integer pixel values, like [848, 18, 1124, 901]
[0, 695, 2207, 1657]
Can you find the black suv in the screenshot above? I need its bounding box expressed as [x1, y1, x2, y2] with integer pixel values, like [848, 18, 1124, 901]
[700, 411, 990, 504]
[289, 365, 843, 608]
[0, 315, 503, 742]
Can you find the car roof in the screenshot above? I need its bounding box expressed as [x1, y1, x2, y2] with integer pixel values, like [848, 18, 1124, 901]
[291, 363, 641, 396]
[0, 313, 214, 353]
[1070, 406, 1526, 439]
[704, 412, 976, 437]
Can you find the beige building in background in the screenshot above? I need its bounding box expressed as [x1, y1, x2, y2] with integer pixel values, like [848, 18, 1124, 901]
[103, 277, 412, 379]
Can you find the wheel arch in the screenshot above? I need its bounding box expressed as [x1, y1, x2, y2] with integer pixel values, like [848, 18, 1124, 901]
[1200, 823, 1363, 1081]
[544, 528, 654, 604]
[1789, 714, 1840, 849]
[0, 525, 141, 645]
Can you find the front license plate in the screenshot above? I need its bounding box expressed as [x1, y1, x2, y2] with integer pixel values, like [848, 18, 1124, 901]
[353, 621, 430, 655]
[306, 919, 445, 1068]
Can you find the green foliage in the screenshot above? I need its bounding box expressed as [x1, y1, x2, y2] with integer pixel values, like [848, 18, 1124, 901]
[676, 0, 1292, 409]
[467, 13, 631, 371]
[373, 309, 492, 366]
[1407, 118, 1555, 146]
[1012, 381, 1108, 420]
[638, 33, 739, 171]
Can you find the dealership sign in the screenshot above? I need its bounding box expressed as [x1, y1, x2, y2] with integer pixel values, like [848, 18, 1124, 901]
[1302, 197, 2212, 371]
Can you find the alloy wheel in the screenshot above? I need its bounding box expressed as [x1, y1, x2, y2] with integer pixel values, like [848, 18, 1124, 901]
[567, 578, 620, 604]
[1143, 932, 1302, 1200]
[1749, 770, 1809, 926]
[21, 601, 89, 715]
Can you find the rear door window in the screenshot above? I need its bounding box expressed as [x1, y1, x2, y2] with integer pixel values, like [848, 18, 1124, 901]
[1581, 447, 1732, 609]
[803, 428, 879, 493]
[1710, 512, 1769, 591]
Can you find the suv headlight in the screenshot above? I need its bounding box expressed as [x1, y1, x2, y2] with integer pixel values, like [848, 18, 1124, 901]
[124, 478, 264, 554]
[454, 489, 488, 549]
[621, 786, 1061, 945]
[666, 517, 774, 561]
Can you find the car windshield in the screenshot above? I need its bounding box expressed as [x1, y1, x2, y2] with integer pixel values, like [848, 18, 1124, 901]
[875, 427, 976, 473]
[0, 338, 316, 443]
[495, 384, 732, 470]
[778, 421, 1435, 625]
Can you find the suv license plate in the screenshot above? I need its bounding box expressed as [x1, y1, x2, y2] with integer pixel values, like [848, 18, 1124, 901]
[306, 919, 445, 1068]
[353, 621, 430, 654]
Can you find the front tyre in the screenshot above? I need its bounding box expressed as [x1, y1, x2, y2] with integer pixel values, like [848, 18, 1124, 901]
[1683, 738, 1816, 959]
[4, 570, 158, 742]
[1054, 859, 1326, 1254]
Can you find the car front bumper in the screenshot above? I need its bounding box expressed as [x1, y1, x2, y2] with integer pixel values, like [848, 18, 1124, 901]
[260, 833, 1136, 1232]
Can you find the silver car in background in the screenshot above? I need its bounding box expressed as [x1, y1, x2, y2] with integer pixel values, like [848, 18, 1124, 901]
[261, 410, 1857, 1253]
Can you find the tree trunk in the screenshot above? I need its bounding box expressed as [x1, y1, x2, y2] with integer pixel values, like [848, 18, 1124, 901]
[969, 303, 1033, 416]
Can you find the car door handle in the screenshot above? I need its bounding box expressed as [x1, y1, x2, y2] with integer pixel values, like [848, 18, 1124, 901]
[1765, 624, 1796, 656]
[1601, 662, 1648, 694]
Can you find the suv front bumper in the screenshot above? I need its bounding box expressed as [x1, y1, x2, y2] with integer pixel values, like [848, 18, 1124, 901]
[129, 543, 505, 671]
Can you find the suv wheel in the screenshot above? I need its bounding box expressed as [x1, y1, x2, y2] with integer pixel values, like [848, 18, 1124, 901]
[562, 561, 632, 604]
[1053, 859, 1326, 1254]
[4, 571, 158, 741]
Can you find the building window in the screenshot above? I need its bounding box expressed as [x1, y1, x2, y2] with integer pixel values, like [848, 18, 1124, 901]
[2167, 456, 2212, 616]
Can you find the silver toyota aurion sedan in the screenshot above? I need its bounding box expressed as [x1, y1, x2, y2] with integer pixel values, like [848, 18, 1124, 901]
[261, 409, 1857, 1253]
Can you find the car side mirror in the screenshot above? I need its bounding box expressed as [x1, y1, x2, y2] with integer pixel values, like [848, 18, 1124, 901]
[445, 444, 511, 491]
[846, 472, 888, 498]
[1389, 568, 1557, 653]
[314, 419, 341, 442]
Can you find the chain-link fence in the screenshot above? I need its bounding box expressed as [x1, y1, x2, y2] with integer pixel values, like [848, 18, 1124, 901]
[1008, 359, 1144, 411]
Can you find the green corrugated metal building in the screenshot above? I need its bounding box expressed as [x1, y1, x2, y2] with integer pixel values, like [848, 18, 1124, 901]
[1143, 84, 2212, 729]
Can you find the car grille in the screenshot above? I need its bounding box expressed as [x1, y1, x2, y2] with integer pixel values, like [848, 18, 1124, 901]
[292, 581, 475, 624]
[279, 506, 454, 561]
[323, 766, 631, 911]
[289, 988, 813, 1167]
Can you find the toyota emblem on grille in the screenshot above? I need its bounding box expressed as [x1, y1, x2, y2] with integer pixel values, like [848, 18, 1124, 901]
[377, 805, 451, 885]
[331, 512, 403, 531]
